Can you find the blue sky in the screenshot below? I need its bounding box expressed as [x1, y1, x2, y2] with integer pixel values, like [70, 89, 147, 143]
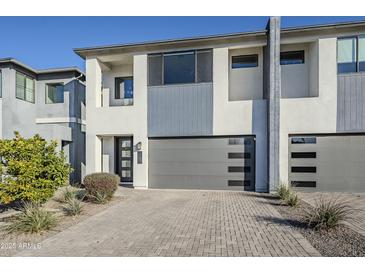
[1, 16, 364, 71]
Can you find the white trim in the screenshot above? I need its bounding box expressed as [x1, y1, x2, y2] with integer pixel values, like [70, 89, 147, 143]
[36, 117, 86, 125]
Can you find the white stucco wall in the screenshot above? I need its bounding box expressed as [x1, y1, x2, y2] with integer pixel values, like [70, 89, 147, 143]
[279, 38, 338, 184]
[85, 55, 148, 188]
[213, 47, 268, 192]
[229, 47, 263, 101]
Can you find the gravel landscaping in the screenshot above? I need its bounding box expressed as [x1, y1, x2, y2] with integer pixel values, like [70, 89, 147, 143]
[0, 187, 123, 257]
[265, 195, 365, 257]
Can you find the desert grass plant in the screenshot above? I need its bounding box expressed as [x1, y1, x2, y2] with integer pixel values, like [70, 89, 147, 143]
[62, 198, 83, 216]
[285, 191, 300, 207]
[55, 186, 86, 204]
[276, 183, 290, 200]
[90, 192, 109, 204]
[302, 197, 354, 230]
[4, 203, 57, 234]
[57, 186, 77, 203]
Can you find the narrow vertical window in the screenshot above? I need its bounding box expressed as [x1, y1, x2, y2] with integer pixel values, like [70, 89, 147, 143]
[359, 36, 365, 72]
[16, 72, 35, 103]
[338, 37, 357, 73]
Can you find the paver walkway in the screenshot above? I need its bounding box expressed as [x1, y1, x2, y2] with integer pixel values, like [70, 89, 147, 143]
[298, 192, 365, 237]
[16, 188, 320, 256]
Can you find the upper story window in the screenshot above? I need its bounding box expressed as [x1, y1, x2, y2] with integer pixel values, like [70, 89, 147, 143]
[0, 71, 2, 98]
[148, 49, 213, 86]
[115, 77, 133, 105]
[232, 54, 258, 69]
[46, 83, 64, 104]
[16, 72, 35, 103]
[280, 51, 305, 65]
[337, 36, 365, 73]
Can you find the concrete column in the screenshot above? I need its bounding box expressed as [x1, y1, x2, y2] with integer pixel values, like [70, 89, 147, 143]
[133, 54, 149, 188]
[85, 58, 102, 178]
[267, 16, 281, 192]
[86, 58, 102, 108]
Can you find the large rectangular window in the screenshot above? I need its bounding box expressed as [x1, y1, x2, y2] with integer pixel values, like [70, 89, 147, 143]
[46, 83, 64, 104]
[164, 51, 195, 84]
[232, 54, 258, 69]
[280, 51, 305, 65]
[115, 77, 133, 105]
[148, 49, 213, 86]
[338, 36, 365, 73]
[16, 72, 35, 103]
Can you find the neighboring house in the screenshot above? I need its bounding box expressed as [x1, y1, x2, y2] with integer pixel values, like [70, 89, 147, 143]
[75, 17, 365, 193]
[0, 58, 86, 183]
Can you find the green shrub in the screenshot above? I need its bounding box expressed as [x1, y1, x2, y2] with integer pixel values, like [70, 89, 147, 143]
[83, 173, 119, 203]
[302, 197, 354, 230]
[0, 132, 71, 205]
[285, 192, 299, 207]
[277, 184, 290, 200]
[63, 198, 83, 216]
[4, 203, 57, 234]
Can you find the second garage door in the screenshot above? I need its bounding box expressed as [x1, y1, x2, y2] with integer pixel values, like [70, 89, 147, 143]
[148, 136, 255, 191]
[289, 134, 365, 192]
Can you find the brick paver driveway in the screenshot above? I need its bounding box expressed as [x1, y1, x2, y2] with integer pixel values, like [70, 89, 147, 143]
[17, 188, 319, 257]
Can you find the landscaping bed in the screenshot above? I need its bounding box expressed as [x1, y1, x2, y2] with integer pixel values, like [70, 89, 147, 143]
[0, 186, 123, 257]
[267, 195, 365, 257]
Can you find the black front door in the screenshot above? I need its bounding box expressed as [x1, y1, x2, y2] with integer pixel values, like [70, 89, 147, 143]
[116, 137, 133, 183]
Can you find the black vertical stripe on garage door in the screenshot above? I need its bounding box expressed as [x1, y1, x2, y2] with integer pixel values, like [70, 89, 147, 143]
[148, 136, 255, 191]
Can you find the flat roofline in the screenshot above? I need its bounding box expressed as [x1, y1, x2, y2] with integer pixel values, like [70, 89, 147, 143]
[0, 57, 84, 76]
[74, 19, 365, 59]
[74, 30, 267, 59]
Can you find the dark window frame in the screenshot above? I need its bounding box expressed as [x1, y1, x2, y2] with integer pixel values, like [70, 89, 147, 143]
[280, 50, 305, 65]
[231, 54, 258, 69]
[147, 49, 213, 86]
[45, 82, 64, 104]
[114, 76, 134, 103]
[337, 35, 365, 74]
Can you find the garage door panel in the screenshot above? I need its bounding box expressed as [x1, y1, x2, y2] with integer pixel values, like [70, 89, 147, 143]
[149, 136, 255, 190]
[148, 149, 253, 163]
[148, 175, 248, 190]
[289, 135, 365, 192]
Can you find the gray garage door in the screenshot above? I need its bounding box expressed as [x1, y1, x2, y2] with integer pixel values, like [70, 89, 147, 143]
[148, 136, 255, 191]
[289, 135, 365, 192]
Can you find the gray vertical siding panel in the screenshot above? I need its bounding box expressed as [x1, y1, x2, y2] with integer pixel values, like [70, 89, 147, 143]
[148, 83, 213, 137]
[337, 73, 365, 132]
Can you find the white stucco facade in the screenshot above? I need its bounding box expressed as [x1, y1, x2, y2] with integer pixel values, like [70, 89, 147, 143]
[85, 55, 149, 188]
[80, 19, 365, 193]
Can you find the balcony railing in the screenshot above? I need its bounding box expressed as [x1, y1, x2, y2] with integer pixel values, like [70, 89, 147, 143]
[101, 88, 133, 107]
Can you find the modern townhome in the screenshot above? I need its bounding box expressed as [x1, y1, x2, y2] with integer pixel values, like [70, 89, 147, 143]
[0, 58, 86, 183]
[75, 17, 365, 193]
